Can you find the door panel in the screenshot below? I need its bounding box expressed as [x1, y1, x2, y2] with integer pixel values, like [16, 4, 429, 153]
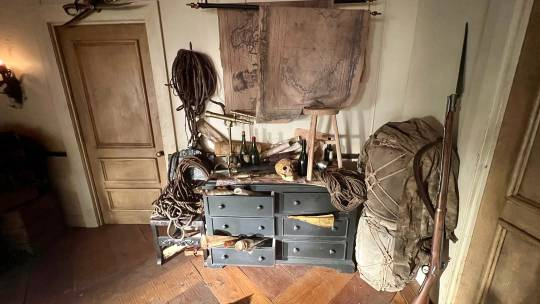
[74, 41, 154, 147]
[483, 221, 540, 303]
[107, 189, 162, 211]
[100, 158, 161, 183]
[517, 129, 540, 203]
[457, 3, 540, 303]
[56, 24, 166, 223]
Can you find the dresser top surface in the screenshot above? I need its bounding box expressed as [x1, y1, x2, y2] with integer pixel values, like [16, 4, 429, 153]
[205, 172, 325, 188]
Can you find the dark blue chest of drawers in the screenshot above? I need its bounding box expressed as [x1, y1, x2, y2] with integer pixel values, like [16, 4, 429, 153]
[203, 182, 358, 273]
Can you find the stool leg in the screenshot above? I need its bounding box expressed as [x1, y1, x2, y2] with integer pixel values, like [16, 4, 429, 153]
[331, 114, 343, 168]
[307, 114, 318, 181]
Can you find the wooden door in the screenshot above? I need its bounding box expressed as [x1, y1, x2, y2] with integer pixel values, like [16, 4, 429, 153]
[456, 3, 540, 303]
[55, 24, 167, 224]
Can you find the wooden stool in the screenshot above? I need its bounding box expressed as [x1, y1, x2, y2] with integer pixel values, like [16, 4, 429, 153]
[149, 217, 204, 265]
[303, 106, 343, 181]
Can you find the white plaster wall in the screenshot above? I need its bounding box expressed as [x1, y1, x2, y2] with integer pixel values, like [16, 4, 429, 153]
[0, 0, 177, 227]
[161, 0, 419, 153]
[0, 2, 96, 227]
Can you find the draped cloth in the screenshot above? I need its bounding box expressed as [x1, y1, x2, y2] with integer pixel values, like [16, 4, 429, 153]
[217, 5, 369, 122]
[218, 9, 260, 114]
[257, 6, 369, 122]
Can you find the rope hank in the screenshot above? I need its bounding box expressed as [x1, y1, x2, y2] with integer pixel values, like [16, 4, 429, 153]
[318, 169, 367, 212]
[170, 48, 224, 148]
[152, 156, 210, 239]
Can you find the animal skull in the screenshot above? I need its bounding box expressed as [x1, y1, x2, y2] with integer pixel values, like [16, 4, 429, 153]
[275, 159, 295, 181]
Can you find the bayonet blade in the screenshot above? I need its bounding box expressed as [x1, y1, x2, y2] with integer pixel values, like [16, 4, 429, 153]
[455, 23, 468, 97]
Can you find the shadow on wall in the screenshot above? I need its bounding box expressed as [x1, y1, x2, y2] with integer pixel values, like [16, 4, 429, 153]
[0, 124, 83, 225]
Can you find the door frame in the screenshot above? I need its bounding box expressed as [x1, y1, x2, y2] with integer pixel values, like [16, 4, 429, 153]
[36, 2, 176, 227]
[444, 0, 535, 302]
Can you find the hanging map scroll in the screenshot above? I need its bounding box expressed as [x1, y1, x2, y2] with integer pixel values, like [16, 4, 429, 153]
[218, 9, 259, 114]
[257, 6, 369, 122]
[217, 1, 332, 114]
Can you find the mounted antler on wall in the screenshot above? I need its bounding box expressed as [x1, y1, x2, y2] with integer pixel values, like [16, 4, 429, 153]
[62, 0, 144, 26]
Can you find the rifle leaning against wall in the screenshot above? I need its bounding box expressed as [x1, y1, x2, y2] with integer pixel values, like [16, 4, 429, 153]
[412, 23, 468, 304]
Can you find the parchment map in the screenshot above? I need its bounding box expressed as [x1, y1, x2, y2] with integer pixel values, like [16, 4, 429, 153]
[218, 9, 260, 113]
[257, 7, 369, 122]
[217, 2, 368, 122]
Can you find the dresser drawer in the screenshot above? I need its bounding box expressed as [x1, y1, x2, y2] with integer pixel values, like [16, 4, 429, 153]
[209, 217, 274, 236]
[282, 217, 348, 237]
[206, 195, 274, 217]
[211, 246, 275, 266]
[279, 192, 336, 214]
[283, 241, 346, 260]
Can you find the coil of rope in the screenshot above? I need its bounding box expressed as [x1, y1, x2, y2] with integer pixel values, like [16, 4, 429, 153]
[170, 45, 224, 148]
[152, 156, 210, 240]
[318, 169, 367, 212]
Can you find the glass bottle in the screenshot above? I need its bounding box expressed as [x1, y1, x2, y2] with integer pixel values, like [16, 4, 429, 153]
[239, 131, 250, 166]
[298, 139, 308, 177]
[250, 136, 260, 165]
[324, 138, 334, 164]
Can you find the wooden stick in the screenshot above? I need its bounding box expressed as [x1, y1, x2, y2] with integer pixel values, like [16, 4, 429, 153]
[306, 114, 318, 181]
[294, 128, 334, 141]
[201, 235, 239, 249]
[331, 114, 343, 168]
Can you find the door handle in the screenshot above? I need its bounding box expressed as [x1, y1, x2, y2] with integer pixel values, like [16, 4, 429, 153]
[156, 150, 164, 157]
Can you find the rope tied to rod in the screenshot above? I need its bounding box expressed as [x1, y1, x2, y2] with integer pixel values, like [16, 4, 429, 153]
[169, 46, 224, 148]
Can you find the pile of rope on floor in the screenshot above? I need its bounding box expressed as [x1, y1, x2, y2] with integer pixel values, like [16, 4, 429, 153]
[152, 156, 210, 240]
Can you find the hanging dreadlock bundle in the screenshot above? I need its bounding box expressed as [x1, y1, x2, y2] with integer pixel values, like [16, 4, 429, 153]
[152, 156, 210, 239]
[170, 46, 224, 147]
[318, 169, 367, 212]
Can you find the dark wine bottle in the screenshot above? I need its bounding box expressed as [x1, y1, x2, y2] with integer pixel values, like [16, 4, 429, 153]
[239, 131, 250, 166]
[250, 136, 260, 165]
[298, 139, 308, 177]
[324, 138, 334, 164]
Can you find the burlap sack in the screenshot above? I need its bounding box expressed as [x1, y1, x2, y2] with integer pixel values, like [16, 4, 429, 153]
[356, 118, 459, 291]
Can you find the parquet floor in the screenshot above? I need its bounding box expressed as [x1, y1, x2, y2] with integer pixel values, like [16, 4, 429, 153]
[0, 225, 415, 304]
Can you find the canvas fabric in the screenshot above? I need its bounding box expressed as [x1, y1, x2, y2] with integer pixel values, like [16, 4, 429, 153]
[356, 118, 459, 291]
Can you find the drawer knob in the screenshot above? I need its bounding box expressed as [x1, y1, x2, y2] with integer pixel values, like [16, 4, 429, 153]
[329, 249, 336, 255]
[293, 200, 301, 206]
[293, 225, 300, 231]
[331, 226, 337, 231]
[222, 224, 229, 229]
[221, 254, 229, 260]
[258, 256, 265, 262]
[257, 205, 264, 210]
[293, 247, 300, 253]
[258, 225, 265, 230]
[218, 204, 225, 209]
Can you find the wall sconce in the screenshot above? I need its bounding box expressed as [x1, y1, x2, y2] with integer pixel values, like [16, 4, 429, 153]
[0, 60, 24, 107]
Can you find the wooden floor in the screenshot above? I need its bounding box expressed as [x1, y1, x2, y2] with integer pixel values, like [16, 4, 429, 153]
[0, 225, 415, 304]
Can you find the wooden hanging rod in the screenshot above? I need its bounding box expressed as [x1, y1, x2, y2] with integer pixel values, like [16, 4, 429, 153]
[187, 1, 381, 15]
